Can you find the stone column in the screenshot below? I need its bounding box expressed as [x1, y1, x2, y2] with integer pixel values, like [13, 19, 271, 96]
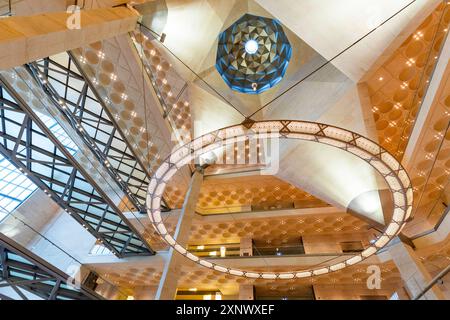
[395, 286, 411, 300]
[389, 240, 445, 300]
[240, 237, 253, 256]
[238, 284, 254, 300]
[155, 167, 204, 300]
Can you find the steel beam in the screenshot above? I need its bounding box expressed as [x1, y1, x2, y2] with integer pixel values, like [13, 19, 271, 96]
[0, 234, 100, 300]
[0, 71, 154, 257]
[29, 55, 154, 212]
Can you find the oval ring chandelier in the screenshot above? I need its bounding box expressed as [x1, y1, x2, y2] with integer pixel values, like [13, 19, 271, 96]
[146, 120, 413, 279]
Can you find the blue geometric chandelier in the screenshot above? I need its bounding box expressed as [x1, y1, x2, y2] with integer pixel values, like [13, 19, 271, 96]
[215, 14, 292, 94]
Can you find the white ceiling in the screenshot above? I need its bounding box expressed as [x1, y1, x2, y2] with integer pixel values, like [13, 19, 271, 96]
[255, 0, 440, 81]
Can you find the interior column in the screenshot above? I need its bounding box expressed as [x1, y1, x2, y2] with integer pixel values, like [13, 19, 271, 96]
[239, 237, 253, 256]
[238, 284, 254, 300]
[389, 239, 445, 300]
[155, 166, 204, 300]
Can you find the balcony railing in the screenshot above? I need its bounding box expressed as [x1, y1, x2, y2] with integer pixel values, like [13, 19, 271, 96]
[187, 242, 358, 259]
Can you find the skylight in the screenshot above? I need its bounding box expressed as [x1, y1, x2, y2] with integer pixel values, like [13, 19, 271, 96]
[0, 89, 78, 222]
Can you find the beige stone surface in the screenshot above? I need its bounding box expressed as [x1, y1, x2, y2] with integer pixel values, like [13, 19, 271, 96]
[0, 6, 138, 69]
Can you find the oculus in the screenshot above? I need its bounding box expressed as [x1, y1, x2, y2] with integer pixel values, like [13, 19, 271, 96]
[215, 14, 292, 94]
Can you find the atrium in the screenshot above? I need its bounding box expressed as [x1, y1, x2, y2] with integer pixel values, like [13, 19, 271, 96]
[0, 0, 449, 301]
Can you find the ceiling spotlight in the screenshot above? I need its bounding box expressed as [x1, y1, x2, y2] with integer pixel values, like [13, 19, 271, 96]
[244, 39, 259, 54]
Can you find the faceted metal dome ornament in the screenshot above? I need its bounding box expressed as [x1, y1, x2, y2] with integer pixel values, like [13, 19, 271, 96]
[215, 13, 292, 94]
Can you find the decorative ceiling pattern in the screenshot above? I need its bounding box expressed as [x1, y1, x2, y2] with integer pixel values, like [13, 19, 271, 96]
[175, 261, 402, 293]
[72, 41, 168, 172]
[415, 237, 450, 297]
[93, 234, 450, 297]
[93, 260, 401, 297]
[420, 238, 450, 276]
[71, 36, 191, 210]
[100, 266, 163, 289]
[197, 175, 328, 213]
[365, 3, 449, 159]
[188, 212, 370, 246]
[405, 62, 450, 233]
[160, 166, 328, 214]
[94, 233, 450, 298]
[139, 210, 370, 249]
[131, 30, 193, 144]
[163, 169, 191, 209]
[215, 13, 292, 94]
[129, 30, 196, 209]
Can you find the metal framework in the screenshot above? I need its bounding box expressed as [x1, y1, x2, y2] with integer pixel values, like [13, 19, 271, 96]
[0, 152, 37, 218]
[28, 55, 155, 212]
[0, 234, 100, 300]
[0, 73, 154, 257]
[29, 57, 147, 212]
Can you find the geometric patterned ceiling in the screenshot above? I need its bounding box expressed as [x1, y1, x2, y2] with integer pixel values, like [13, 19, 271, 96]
[365, 3, 450, 160]
[216, 14, 292, 94]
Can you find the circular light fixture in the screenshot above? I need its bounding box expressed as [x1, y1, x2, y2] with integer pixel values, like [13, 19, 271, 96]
[244, 39, 259, 54]
[215, 14, 292, 94]
[147, 120, 413, 279]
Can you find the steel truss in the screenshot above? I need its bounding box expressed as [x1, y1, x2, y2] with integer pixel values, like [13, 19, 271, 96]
[0, 76, 154, 257]
[29, 58, 144, 211]
[29, 54, 168, 212]
[0, 234, 100, 300]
